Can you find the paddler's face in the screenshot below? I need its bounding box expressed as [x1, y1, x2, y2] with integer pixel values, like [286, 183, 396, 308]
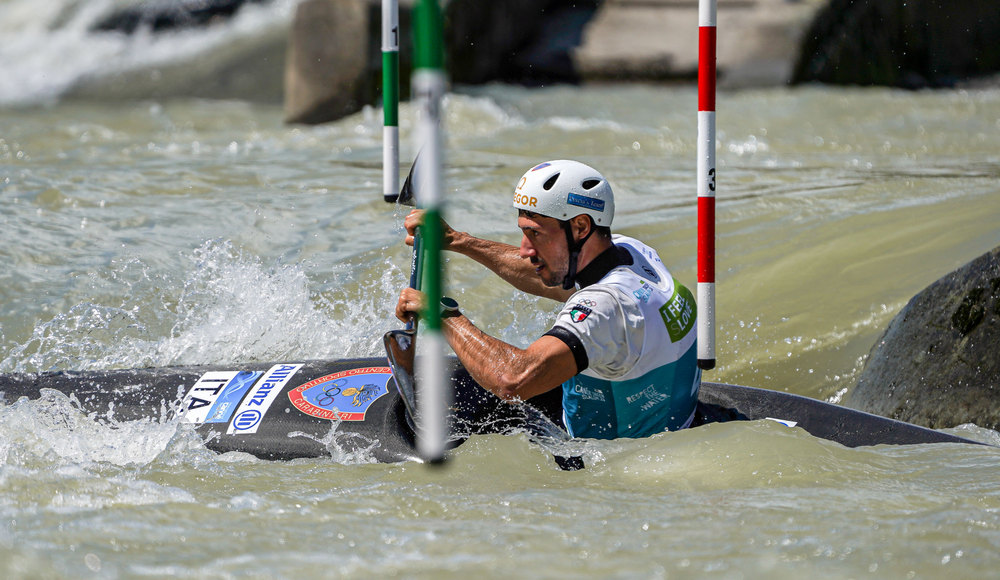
[518, 212, 568, 287]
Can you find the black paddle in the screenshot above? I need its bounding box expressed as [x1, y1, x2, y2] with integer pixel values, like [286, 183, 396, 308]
[393, 150, 421, 333]
[384, 155, 422, 432]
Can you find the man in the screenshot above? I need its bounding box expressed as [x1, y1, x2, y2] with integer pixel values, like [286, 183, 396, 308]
[395, 160, 700, 439]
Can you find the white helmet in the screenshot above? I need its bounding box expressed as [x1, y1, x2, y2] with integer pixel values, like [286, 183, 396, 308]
[512, 160, 614, 227]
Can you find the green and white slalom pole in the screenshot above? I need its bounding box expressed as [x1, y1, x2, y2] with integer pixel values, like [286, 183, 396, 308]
[382, 0, 400, 203]
[412, 0, 448, 464]
[697, 0, 717, 370]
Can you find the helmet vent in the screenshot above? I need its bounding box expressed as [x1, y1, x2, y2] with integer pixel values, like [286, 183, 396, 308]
[582, 179, 601, 190]
[543, 173, 560, 191]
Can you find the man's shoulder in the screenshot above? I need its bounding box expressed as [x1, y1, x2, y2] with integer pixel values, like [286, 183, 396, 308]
[610, 233, 650, 249]
[612, 235, 664, 263]
[566, 283, 631, 305]
[563, 285, 623, 315]
[561, 284, 641, 330]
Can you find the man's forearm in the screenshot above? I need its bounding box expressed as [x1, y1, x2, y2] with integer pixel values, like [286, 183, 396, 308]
[448, 231, 570, 301]
[442, 315, 575, 402]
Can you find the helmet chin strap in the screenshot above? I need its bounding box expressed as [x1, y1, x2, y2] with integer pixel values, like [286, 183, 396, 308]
[560, 218, 596, 290]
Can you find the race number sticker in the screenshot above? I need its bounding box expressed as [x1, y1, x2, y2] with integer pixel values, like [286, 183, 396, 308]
[180, 370, 262, 425]
[288, 367, 392, 421]
[226, 364, 304, 435]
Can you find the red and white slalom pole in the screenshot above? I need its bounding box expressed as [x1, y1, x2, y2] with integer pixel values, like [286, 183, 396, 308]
[697, 0, 717, 370]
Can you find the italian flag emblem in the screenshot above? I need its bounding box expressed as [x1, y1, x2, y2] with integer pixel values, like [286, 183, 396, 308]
[570, 304, 592, 323]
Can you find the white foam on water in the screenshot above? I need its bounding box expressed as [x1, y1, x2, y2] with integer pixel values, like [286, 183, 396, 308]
[0, 387, 174, 467]
[1, 238, 403, 373]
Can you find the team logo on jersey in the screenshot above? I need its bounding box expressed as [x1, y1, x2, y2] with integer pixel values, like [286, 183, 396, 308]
[569, 304, 592, 323]
[287, 367, 392, 421]
[633, 281, 652, 303]
[573, 382, 606, 401]
[659, 279, 696, 342]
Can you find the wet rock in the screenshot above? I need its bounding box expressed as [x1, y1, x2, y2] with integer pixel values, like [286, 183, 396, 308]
[284, 0, 384, 124]
[849, 246, 1000, 430]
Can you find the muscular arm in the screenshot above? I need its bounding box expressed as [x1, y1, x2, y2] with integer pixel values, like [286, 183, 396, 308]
[448, 231, 572, 302]
[403, 209, 573, 302]
[442, 314, 579, 401]
[394, 288, 577, 402]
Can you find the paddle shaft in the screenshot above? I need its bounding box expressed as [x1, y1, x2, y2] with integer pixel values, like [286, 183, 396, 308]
[405, 233, 422, 331]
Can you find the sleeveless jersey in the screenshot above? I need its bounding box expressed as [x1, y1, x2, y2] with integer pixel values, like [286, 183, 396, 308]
[552, 235, 700, 439]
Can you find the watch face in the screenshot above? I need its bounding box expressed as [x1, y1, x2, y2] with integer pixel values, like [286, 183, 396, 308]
[441, 297, 459, 310]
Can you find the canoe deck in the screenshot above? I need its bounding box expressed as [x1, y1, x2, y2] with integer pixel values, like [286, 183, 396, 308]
[0, 357, 984, 464]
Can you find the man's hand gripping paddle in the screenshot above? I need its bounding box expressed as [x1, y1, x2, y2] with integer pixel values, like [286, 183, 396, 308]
[382, 155, 582, 469]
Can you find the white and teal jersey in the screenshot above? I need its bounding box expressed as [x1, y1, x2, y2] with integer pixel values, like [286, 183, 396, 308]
[551, 236, 700, 439]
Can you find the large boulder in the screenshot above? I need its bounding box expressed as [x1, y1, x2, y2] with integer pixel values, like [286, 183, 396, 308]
[848, 246, 1000, 430]
[284, 0, 383, 124]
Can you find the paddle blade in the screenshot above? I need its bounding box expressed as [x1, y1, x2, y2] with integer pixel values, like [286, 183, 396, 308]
[396, 155, 417, 206]
[386, 154, 418, 206]
[383, 329, 418, 431]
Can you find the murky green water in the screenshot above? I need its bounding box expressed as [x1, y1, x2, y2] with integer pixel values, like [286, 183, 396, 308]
[2, 84, 1000, 578]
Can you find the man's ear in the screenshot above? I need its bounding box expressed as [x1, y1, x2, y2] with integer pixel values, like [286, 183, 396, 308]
[570, 214, 592, 241]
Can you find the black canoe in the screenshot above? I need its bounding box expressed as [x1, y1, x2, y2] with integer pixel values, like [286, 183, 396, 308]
[0, 356, 985, 466]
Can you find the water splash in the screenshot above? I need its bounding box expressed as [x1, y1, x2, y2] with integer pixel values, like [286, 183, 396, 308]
[1, 238, 403, 373]
[0, 387, 179, 467]
[288, 423, 381, 465]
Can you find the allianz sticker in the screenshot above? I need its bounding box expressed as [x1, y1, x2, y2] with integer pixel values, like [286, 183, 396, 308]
[287, 367, 392, 421]
[226, 363, 304, 435]
[181, 370, 261, 425]
[658, 278, 696, 343]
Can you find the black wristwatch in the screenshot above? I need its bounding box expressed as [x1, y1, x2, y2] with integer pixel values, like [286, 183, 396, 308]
[440, 296, 461, 319]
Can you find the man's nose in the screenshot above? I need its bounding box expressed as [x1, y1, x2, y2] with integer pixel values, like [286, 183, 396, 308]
[519, 235, 535, 259]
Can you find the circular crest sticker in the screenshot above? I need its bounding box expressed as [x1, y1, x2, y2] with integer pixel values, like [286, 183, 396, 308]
[288, 367, 392, 421]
